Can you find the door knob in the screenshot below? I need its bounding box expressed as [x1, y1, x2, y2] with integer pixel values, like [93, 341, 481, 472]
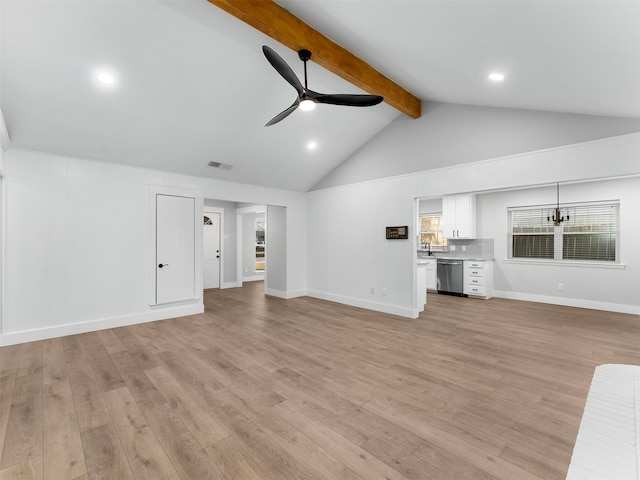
[158, 263, 169, 268]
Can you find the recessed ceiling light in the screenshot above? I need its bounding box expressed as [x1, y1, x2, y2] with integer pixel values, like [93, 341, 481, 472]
[97, 72, 115, 85]
[307, 141, 317, 150]
[488, 72, 505, 82]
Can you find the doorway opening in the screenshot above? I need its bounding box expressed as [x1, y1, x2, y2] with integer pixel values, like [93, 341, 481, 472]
[203, 210, 221, 289]
[202, 200, 287, 297]
[238, 206, 266, 283]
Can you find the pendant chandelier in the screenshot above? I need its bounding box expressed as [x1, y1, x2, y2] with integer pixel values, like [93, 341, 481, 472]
[547, 182, 569, 226]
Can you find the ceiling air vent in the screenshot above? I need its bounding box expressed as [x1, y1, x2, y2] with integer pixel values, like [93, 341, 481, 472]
[208, 161, 233, 170]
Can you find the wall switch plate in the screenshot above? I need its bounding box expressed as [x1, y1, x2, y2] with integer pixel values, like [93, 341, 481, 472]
[450, 245, 456, 251]
[462, 245, 466, 251]
[370, 287, 375, 295]
[558, 283, 564, 291]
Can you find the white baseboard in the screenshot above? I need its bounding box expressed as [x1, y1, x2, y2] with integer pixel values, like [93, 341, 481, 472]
[306, 290, 417, 319]
[242, 275, 265, 282]
[493, 290, 640, 315]
[221, 282, 241, 289]
[0, 303, 204, 347]
[264, 288, 306, 299]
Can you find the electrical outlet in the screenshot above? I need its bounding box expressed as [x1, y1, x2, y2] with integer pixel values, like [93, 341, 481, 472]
[462, 245, 466, 252]
[370, 287, 375, 295]
[450, 245, 456, 251]
[381, 288, 388, 296]
[558, 283, 564, 291]
[244, 267, 248, 273]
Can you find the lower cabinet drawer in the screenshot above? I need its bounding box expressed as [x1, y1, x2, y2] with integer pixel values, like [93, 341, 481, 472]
[466, 261, 484, 269]
[467, 277, 484, 286]
[467, 269, 483, 276]
[466, 285, 486, 296]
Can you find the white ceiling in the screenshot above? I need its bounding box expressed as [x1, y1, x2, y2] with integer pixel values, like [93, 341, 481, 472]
[2, 0, 639, 192]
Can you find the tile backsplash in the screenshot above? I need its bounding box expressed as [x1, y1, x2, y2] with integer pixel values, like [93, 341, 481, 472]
[418, 238, 494, 259]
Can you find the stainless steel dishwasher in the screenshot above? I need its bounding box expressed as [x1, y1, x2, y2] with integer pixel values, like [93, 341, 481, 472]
[437, 259, 466, 296]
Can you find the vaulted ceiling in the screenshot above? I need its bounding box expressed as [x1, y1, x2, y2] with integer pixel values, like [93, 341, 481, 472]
[2, 1, 639, 191]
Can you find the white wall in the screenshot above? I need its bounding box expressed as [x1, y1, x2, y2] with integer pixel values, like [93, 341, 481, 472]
[1, 149, 307, 345]
[307, 133, 640, 317]
[419, 198, 442, 215]
[266, 205, 287, 296]
[0, 123, 4, 338]
[307, 176, 418, 317]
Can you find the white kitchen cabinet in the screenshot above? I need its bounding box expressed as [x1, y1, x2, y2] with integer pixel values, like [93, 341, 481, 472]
[442, 194, 476, 239]
[417, 263, 427, 311]
[424, 258, 437, 291]
[463, 260, 494, 298]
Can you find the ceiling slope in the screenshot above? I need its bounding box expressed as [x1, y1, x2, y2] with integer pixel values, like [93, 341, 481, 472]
[279, 0, 640, 119]
[0, 0, 398, 192]
[313, 102, 640, 190]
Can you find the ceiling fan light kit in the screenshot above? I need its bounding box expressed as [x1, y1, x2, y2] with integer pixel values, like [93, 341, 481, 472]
[299, 99, 316, 111]
[262, 45, 383, 126]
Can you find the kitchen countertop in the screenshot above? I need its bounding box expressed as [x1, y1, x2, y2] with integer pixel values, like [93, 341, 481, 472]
[418, 256, 494, 262]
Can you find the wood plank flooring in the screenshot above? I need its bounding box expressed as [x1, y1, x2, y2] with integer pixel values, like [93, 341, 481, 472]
[1, 282, 638, 480]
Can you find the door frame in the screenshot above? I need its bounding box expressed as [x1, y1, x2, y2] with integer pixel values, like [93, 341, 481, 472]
[203, 206, 224, 289]
[148, 185, 203, 307]
[236, 204, 267, 288]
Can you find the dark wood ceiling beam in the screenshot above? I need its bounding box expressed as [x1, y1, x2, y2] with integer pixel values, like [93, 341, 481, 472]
[206, 0, 422, 119]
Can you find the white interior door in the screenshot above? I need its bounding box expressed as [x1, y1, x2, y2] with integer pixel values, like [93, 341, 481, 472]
[156, 194, 196, 304]
[203, 213, 221, 289]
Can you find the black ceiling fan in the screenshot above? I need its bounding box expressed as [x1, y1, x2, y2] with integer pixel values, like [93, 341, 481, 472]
[262, 45, 384, 127]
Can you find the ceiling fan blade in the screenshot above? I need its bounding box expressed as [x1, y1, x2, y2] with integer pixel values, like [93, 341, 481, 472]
[314, 93, 383, 107]
[262, 45, 304, 95]
[265, 100, 299, 127]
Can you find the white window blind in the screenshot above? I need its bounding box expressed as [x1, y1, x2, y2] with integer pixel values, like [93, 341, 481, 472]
[510, 208, 554, 259]
[561, 204, 616, 261]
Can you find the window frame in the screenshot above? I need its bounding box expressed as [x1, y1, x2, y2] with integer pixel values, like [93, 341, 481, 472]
[418, 212, 448, 252]
[507, 200, 620, 265]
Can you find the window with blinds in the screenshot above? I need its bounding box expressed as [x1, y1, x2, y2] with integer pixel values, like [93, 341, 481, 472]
[510, 208, 555, 259]
[508, 202, 618, 262]
[561, 204, 617, 261]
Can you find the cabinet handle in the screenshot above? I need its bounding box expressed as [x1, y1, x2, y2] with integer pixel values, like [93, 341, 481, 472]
[457, 229, 459, 237]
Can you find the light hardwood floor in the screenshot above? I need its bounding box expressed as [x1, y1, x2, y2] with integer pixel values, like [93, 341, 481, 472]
[1, 282, 638, 480]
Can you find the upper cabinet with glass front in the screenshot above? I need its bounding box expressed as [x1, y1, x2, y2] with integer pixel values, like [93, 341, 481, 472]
[442, 194, 476, 239]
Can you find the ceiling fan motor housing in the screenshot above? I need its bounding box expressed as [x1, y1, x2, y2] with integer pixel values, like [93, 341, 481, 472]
[298, 49, 312, 62]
